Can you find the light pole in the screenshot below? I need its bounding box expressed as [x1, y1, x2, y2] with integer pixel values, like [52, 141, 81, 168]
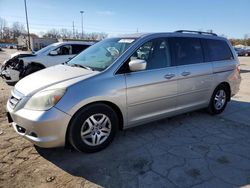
[24, 0, 31, 50]
[80, 11, 84, 39]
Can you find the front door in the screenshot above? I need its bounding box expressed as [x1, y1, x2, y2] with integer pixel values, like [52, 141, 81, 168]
[46, 45, 74, 66]
[125, 38, 178, 126]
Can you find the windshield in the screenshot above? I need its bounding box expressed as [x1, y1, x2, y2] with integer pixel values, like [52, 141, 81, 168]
[35, 43, 58, 55]
[67, 38, 136, 71]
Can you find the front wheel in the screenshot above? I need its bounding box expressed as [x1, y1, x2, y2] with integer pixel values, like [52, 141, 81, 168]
[208, 85, 228, 114]
[68, 104, 118, 153]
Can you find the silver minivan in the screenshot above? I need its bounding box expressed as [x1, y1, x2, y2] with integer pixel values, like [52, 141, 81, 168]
[7, 31, 241, 152]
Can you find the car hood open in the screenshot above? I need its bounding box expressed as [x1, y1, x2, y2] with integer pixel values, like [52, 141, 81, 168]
[15, 64, 95, 96]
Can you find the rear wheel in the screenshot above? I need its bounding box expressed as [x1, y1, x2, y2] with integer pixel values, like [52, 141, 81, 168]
[68, 103, 118, 153]
[208, 85, 228, 114]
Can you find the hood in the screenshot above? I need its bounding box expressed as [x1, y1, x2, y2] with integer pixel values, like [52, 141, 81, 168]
[15, 64, 95, 96]
[10, 51, 33, 58]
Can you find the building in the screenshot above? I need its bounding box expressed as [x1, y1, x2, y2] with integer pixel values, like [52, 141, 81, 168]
[17, 35, 58, 51]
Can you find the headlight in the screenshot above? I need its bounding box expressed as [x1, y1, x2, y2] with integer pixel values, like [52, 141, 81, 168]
[24, 89, 66, 111]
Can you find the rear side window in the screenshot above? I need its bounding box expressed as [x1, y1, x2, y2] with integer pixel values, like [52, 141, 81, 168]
[72, 44, 90, 54]
[205, 39, 233, 61]
[171, 37, 204, 65]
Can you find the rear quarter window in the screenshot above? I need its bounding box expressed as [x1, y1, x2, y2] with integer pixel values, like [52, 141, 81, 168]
[170, 37, 204, 66]
[72, 44, 90, 54]
[205, 39, 233, 61]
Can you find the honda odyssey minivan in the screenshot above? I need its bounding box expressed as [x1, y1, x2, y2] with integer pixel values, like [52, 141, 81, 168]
[7, 31, 241, 152]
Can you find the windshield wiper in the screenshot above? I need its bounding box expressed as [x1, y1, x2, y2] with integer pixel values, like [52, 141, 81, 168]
[70, 63, 93, 71]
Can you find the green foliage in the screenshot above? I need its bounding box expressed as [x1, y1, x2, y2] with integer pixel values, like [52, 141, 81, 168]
[230, 38, 250, 46]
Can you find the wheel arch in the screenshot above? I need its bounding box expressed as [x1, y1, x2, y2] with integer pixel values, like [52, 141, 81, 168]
[216, 82, 231, 101]
[65, 100, 124, 148]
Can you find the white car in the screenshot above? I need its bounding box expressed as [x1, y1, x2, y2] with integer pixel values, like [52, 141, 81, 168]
[0, 41, 93, 85]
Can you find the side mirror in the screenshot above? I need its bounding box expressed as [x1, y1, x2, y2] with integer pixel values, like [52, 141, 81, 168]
[49, 50, 58, 56]
[129, 59, 147, 72]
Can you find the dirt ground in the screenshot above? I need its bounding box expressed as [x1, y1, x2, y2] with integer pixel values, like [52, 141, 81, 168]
[0, 49, 250, 188]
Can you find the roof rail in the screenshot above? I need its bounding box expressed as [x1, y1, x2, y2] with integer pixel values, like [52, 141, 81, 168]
[175, 30, 217, 36]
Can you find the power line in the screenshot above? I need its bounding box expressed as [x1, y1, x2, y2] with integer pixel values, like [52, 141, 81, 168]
[1, 14, 137, 34]
[1, 14, 136, 32]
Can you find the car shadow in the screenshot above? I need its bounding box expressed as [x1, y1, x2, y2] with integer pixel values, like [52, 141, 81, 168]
[36, 99, 250, 187]
[240, 69, 250, 74]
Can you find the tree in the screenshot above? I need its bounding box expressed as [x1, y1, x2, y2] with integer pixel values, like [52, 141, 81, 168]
[246, 38, 250, 46]
[42, 28, 107, 41]
[43, 29, 60, 38]
[60, 28, 72, 38]
[0, 17, 7, 39]
[84, 32, 107, 41]
[12, 22, 26, 38]
[2, 27, 11, 40]
[229, 34, 250, 46]
[243, 34, 249, 46]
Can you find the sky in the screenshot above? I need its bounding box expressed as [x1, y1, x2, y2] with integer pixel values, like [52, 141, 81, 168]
[0, 0, 249, 38]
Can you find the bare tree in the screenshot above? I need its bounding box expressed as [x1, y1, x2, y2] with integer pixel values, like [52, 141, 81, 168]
[12, 22, 26, 38]
[0, 17, 7, 39]
[84, 32, 107, 41]
[98, 32, 108, 40]
[2, 27, 11, 40]
[60, 28, 72, 38]
[43, 29, 60, 38]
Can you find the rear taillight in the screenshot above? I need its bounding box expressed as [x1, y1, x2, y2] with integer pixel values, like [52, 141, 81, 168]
[237, 64, 240, 74]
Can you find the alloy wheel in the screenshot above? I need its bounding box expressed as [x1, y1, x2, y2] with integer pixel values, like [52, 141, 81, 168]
[80, 113, 111, 146]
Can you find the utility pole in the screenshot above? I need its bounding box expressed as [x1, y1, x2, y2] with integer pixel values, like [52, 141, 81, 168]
[24, 0, 31, 50]
[72, 21, 75, 38]
[80, 11, 84, 39]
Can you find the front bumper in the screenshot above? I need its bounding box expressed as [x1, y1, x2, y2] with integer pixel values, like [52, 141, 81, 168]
[0, 67, 20, 85]
[7, 103, 72, 148]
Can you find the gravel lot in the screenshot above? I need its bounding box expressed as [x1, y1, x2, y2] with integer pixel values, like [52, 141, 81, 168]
[0, 49, 250, 188]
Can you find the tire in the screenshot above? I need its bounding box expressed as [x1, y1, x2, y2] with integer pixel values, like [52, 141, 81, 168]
[207, 85, 228, 115]
[68, 103, 118, 153]
[22, 65, 42, 77]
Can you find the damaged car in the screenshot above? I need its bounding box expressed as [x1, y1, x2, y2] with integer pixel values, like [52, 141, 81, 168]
[0, 41, 93, 85]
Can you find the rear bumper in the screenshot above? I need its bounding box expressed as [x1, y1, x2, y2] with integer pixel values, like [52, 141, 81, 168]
[7, 104, 71, 148]
[230, 74, 241, 97]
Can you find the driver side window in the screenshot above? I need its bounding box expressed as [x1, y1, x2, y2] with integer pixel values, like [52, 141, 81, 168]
[55, 45, 72, 55]
[130, 38, 171, 70]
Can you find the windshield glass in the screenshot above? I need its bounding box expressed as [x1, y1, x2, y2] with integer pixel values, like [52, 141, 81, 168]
[35, 43, 58, 55]
[67, 38, 136, 71]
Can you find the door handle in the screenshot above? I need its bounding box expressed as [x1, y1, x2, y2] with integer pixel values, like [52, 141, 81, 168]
[164, 73, 175, 79]
[181, 71, 191, 76]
